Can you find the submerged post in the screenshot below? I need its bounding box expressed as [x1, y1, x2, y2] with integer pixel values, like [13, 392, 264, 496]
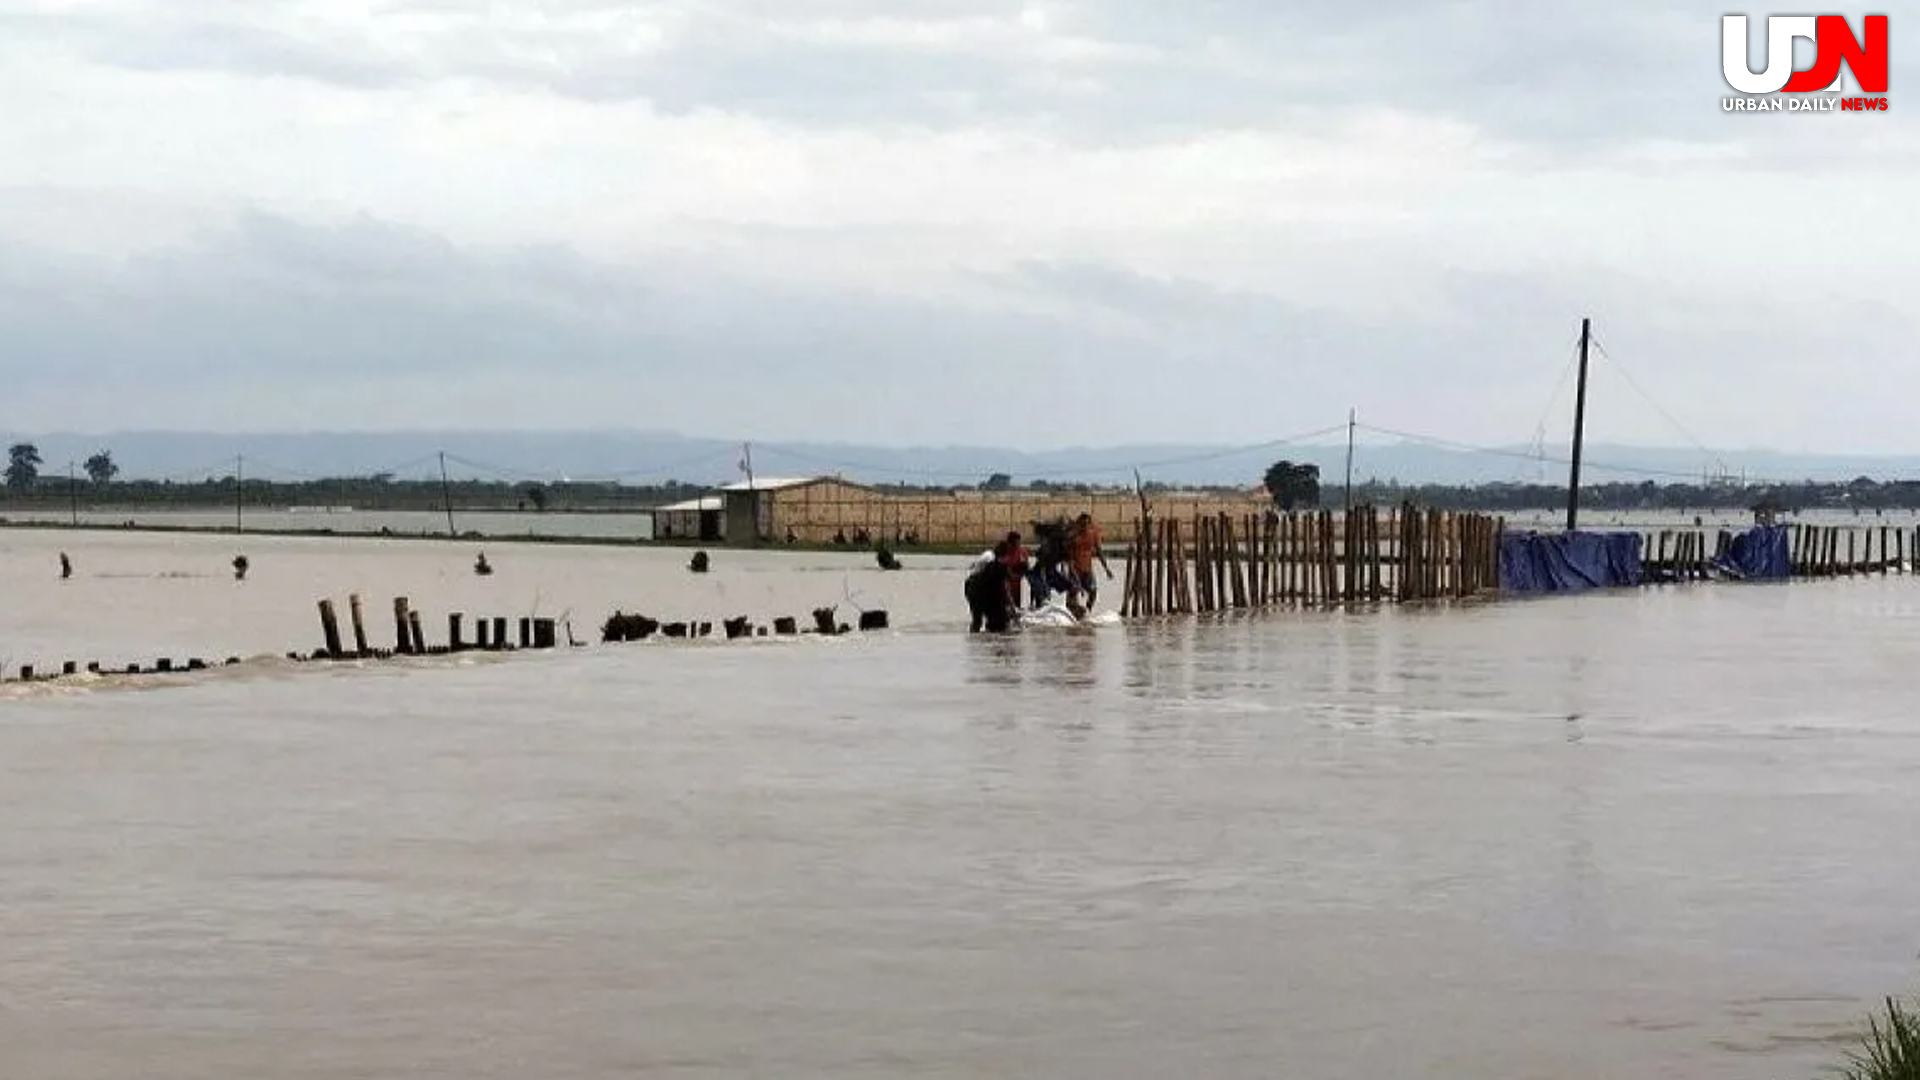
[392, 597, 412, 655]
[317, 599, 343, 659]
[348, 593, 370, 657]
[1566, 316, 1592, 533]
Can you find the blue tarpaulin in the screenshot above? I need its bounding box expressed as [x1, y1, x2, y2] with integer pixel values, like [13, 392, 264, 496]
[1714, 523, 1791, 579]
[1498, 530, 1645, 593]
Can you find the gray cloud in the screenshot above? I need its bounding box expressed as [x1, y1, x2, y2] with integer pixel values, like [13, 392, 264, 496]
[4, 209, 1907, 450]
[0, 0, 1807, 149]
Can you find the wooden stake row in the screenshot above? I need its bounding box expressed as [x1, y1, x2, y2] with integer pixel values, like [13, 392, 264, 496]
[1120, 504, 1505, 616]
[306, 593, 568, 662]
[1638, 524, 1912, 581]
[601, 605, 890, 642]
[4, 655, 238, 684]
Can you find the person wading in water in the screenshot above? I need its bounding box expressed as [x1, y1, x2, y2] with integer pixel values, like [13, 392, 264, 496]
[1067, 513, 1113, 612]
[964, 540, 1016, 633]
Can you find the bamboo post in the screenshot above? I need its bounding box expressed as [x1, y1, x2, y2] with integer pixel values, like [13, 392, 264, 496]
[492, 616, 508, 650]
[1213, 515, 1229, 612]
[1280, 513, 1293, 602]
[1213, 514, 1227, 611]
[1344, 509, 1357, 603]
[317, 599, 344, 659]
[1367, 506, 1382, 601]
[1305, 511, 1319, 604]
[1191, 515, 1205, 613]
[1428, 508, 1441, 599]
[1193, 516, 1208, 613]
[1160, 518, 1174, 614]
[348, 593, 370, 657]
[449, 612, 465, 651]
[1395, 507, 1409, 602]
[1268, 512, 1280, 605]
[392, 597, 412, 655]
[1245, 514, 1257, 607]
[1155, 519, 1169, 615]
[1455, 512, 1465, 595]
[1431, 509, 1444, 599]
[408, 609, 426, 654]
[1227, 514, 1246, 608]
[1323, 510, 1339, 606]
[1123, 519, 1141, 617]
[1178, 518, 1195, 613]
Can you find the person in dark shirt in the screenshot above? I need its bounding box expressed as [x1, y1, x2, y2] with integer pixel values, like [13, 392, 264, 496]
[1027, 520, 1074, 608]
[965, 540, 1016, 633]
[998, 531, 1029, 608]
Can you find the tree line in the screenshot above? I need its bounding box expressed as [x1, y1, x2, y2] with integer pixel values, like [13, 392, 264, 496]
[7, 443, 1920, 513]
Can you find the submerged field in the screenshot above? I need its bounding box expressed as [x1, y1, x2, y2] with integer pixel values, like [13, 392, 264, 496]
[3, 525, 1918, 1078]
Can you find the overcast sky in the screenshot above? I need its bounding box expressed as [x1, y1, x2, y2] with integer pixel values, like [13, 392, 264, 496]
[1, 1, 1913, 452]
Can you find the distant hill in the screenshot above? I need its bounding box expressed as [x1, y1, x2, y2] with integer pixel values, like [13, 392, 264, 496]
[6, 429, 1920, 488]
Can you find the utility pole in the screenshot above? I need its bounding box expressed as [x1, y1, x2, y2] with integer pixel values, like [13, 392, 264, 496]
[235, 454, 244, 532]
[69, 460, 77, 526]
[1566, 317, 1592, 532]
[439, 451, 456, 537]
[1344, 408, 1356, 513]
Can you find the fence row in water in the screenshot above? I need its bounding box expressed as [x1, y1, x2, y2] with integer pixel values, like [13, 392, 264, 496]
[0, 593, 896, 687]
[5, 655, 239, 684]
[1637, 523, 1911, 580]
[1119, 504, 1505, 616]
[307, 595, 891, 661]
[1119, 510, 1919, 617]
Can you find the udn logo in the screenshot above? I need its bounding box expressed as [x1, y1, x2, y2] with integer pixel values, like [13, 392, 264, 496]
[1721, 14, 1889, 112]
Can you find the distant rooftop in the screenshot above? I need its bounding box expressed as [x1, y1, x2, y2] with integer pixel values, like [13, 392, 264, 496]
[715, 476, 832, 492]
[655, 495, 723, 512]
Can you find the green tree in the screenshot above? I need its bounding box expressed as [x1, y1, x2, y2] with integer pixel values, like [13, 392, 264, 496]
[982, 472, 1013, 491]
[525, 484, 549, 511]
[1262, 460, 1321, 511]
[5, 442, 42, 491]
[84, 450, 119, 485]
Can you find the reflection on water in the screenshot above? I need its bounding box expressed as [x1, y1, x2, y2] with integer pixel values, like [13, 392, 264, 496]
[2, 532, 1920, 1077]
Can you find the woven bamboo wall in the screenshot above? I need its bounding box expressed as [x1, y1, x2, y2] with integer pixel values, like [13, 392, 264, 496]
[762, 484, 1272, 545]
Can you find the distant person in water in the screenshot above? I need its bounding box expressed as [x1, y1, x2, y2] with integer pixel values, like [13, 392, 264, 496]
[474, 552, 493, 576]
[232, 554, 249, 581]
[59, 552, 71, 579]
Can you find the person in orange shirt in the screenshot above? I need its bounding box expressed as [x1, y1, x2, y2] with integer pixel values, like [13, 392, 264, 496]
[1066, 513, 1113, 610]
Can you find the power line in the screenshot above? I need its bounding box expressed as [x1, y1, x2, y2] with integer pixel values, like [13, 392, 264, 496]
[1588, 335, 1720, 466]
[1353, 421, 1856, 486]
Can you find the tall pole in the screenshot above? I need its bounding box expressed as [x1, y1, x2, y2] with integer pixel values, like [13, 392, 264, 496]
[1344, 408, 1356, 513]
[439, 451, 456, 537]
[741, 441, 758, 545]
[235, 454, 244, 532]
[69, 460, 77, 526]
[1566, 317, 1592, 532]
